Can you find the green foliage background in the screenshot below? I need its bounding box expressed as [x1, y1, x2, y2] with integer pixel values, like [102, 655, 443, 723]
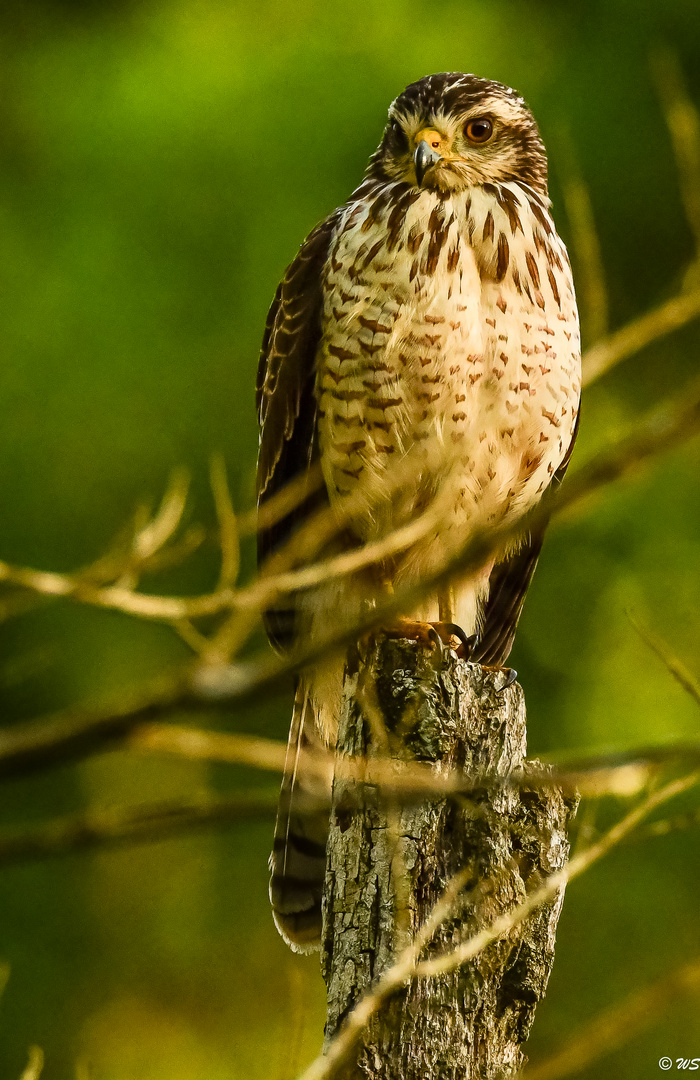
[0, 1, 698, 1076]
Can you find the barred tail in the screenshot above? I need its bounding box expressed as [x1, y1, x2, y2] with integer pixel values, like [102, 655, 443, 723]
[269, 680, 330, 952]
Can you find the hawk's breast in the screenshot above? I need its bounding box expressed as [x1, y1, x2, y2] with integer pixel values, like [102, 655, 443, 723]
[316, 180, 580, 556]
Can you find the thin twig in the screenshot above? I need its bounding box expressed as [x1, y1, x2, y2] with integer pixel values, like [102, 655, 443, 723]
[131, 467, 190, 565]
[210, 453, 240, 590]
[133, 525, 206, 576]
[0, 671, 190, 778]
[0, 559, 232, 620]
[19, 1047, 44, 1080]
[627, 612, 700, 709]
[133, 719, 676, 800]
[651, 47, 700, 260]
[171, 618, 212, 655]
[132, 724, 292, 774]
[414, 771, 699, 978]
[582, 289, 700, 386]
[238, 461, 325, 537]
[633, 806, 700, 841]
[297, 870, 472, 1080]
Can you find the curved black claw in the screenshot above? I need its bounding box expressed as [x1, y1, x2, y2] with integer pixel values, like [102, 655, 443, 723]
[437, 622, 470, 650]
[494, 667, 518, 692]
[424, 625, 448, 669]
[457, 632, 480, 662]
[428, 622, 479, 660]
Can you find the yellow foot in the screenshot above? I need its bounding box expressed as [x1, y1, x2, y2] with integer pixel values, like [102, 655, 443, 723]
[384, 618, 479, 661]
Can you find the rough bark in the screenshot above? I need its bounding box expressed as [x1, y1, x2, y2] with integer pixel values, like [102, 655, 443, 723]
[321, 638, 576, 1080]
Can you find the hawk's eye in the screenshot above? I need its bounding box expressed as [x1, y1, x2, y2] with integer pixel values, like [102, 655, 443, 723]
[465, 117, 493, 144]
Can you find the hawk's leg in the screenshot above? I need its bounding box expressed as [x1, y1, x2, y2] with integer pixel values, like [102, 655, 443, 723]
[438, 585, 456, 624]
[436, 586, 479, 659]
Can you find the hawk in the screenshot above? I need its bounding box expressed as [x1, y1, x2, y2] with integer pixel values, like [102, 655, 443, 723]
[256, 72, 581, 951]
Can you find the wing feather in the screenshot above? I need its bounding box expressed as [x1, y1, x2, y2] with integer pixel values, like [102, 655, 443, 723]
[256, 211, 340, 650]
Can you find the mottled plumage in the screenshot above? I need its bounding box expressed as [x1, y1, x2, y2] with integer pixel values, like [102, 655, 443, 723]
[257, 72, 581, 950]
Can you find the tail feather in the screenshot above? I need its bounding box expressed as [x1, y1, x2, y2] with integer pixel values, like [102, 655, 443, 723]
[269, 680, 330, 952]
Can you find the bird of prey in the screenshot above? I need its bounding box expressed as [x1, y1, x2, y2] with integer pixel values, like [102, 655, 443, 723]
[256, 72, 581, 951]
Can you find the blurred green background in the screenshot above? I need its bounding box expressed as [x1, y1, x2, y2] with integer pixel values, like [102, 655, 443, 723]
[0, 0, 698, 1076]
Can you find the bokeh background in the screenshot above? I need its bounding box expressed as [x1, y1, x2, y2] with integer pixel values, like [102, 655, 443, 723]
[0, 1, 698, 1076]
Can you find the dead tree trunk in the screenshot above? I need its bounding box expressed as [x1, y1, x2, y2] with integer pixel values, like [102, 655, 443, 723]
[321, 638, 575, 1079]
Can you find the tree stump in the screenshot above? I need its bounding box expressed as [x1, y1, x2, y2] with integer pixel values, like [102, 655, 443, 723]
[321, 638, 575, 1079]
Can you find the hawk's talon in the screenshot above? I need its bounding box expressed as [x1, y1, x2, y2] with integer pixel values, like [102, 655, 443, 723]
[436, 622, 470, 651]
[456, 632, 480, 662]
[494, 667, 518, 692]
[381, 619, 472, 662]
[383, 618, 480, 664]
[426, 625, 444, 655]
[429, 623, 479, 662]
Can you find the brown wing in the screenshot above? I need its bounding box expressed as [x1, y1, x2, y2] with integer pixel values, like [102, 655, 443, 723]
[256, 211, 340, 651]
[474, 407, 581, 666]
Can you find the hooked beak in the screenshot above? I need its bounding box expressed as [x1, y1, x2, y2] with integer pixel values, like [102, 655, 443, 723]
[414, 140, 442, 187]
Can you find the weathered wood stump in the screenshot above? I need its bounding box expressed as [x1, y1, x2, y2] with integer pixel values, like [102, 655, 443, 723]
[322, 638, 575, 1079]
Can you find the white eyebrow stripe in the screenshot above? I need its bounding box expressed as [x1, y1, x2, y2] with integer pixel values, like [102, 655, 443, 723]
[449, 98, 527, 125]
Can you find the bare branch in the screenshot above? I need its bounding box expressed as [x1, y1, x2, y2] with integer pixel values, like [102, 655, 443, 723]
[132, 724, 291, 774]
[0, 562, 231, 621]
[635, 805, 700, 841]
[0, 789, 278, 865]
[582, 288, 700, 386]
[0, 671, 190, 778]
[0, 377, 698, 783]
[171, 618, 212, 655]
[0, 366, 697, 645]
[133, 720, 674, 801]
[132, 525, 206, 577]
[577, 55, 700, 384]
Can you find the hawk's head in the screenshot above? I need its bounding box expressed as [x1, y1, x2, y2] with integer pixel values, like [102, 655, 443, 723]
[369, 72, 548, 197]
